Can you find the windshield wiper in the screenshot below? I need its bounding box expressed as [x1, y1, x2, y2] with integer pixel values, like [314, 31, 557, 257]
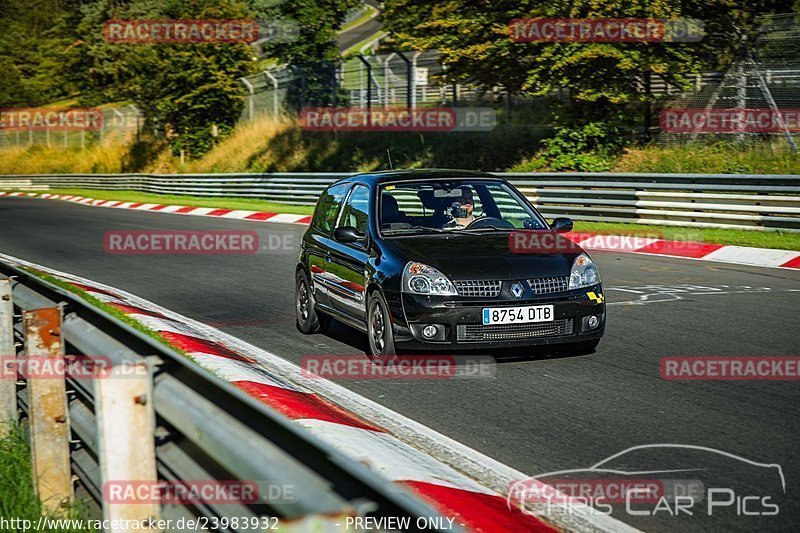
[459, 226, 514, 233]
[383, 225, 451, 235]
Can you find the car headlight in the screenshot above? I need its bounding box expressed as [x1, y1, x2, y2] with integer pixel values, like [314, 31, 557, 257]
[402, 262, 458, 296]
[569, 253, 600, 289]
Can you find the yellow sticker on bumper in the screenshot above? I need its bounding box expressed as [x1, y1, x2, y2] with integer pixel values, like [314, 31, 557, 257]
[587, 291, 604, 304]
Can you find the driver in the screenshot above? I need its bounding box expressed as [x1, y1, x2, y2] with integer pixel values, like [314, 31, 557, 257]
[444, 186, 475, 228]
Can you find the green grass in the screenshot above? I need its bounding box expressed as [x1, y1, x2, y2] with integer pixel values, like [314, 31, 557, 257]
[0, 425, 93, 532]
[21, 266, 239, 391]
[230, 118, 547, 173]
[22, 267, 194, 356]
[509, 141, 799, 174]
[13, 188, 315, 215]
[575, 221, 800, 251]
[41, 98, 133, 111]
[614, 143, 799, 174]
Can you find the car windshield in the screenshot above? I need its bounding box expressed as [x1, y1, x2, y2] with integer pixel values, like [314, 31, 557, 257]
[379, 179, 546, 235]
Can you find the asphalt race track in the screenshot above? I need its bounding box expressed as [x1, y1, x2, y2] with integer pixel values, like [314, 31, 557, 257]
[337, 0, 382, 52]
[1, 196, 798, 532]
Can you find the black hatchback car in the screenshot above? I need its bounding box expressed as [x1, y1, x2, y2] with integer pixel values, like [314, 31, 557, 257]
[295, 170, 605, 361]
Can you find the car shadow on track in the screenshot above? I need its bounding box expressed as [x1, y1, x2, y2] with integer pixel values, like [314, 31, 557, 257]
[319, 319, 598, 364]
[319, 319, 371, 353]
[443, 343, 598, 364]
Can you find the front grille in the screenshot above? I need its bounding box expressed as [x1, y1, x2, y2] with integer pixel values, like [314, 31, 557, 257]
[454, 280, 502, 298]
[528, 276, 569, 295]
[457, 318, 573, 342]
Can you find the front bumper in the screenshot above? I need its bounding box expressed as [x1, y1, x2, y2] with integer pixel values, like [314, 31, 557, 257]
[389, 285, 606, 350]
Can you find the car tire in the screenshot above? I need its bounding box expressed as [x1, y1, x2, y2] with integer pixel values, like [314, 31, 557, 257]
[366, 291, 398, 363]
[296, 269, 330, 334]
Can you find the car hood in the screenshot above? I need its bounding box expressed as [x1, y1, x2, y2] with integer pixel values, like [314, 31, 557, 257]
[382, 233, 583, 279]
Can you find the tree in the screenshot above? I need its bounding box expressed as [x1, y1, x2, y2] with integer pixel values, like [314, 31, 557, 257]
[261, 0, 360, 109]
[382, 0, 796, 169]
[64, 0, 360, 157]
[384, 1, 703, 109]
[65, 0, 262, 157]
[261, 0, 360, 65]
[0, 0, 86, 107]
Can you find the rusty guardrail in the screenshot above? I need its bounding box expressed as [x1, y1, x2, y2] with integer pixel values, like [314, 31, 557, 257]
[0, 265, 449, 532]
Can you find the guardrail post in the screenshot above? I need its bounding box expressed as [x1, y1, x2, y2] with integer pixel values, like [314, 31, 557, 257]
[95, 361, 159, 532]
[23, 306, 72, 514]
[0, 279, 15, 437]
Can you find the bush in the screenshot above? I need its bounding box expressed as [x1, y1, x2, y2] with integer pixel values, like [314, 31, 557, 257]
[535, 121, 626, 172]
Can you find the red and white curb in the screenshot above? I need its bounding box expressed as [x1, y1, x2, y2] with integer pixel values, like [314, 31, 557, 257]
[566, 232, 800, 270]
[0, 191, 312, 225]
[3, 190, 799, 270]
[0, 252, 637, 533]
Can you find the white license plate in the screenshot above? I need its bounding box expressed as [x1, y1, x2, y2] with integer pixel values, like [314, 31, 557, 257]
[482, 305, 554, 325]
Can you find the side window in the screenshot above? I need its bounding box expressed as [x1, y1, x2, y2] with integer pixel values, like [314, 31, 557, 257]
[486, 183, 542, 228]
[312, 184, 349, 234]
[338, 184, 370, 235]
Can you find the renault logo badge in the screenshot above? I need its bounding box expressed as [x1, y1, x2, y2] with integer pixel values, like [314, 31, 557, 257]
[511, 281, 524, 299]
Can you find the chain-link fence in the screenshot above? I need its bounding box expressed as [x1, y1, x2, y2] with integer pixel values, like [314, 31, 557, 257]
[0, 106, 142, 149]
[656, 13, 800, 151]
[239, 50, 498, 121]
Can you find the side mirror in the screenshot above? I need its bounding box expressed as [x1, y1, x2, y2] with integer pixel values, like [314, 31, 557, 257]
[334, 226, 364, 243]
[550, 217, 574, 233]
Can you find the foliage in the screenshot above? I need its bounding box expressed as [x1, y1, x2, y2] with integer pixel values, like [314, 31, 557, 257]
[383, 1, 701, 103]
[382, 0, 796, 165]
[678, 0, 800, 69]
[0, 425, 94, 532]
[0, 0, 85, 107]
[614, 142, 799, 174]
[263, 0, 360, 65]
[66, 0, 259, 158]
[539, 122, 625, 171]
[2, 0, 358, 158]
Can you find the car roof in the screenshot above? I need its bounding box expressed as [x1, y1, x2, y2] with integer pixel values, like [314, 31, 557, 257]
[329, 169, 500, 188]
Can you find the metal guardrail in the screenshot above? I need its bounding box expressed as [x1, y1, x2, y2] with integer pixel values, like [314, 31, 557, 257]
[0, 262, 449, 532]
[1, 172, 799, 230]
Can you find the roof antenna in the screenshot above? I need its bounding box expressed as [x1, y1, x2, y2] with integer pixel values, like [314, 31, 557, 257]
[386, 149, 394, 170]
